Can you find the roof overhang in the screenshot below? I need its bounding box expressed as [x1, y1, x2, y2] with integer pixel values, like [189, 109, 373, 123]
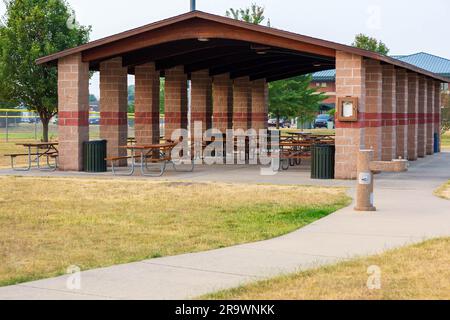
[36, 11, 449, 83]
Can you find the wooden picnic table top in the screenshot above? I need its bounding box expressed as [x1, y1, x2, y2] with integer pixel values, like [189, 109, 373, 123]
[17, 142, 59, 147]
[120, 142, 177, 150]
[279, 141, 314, 147]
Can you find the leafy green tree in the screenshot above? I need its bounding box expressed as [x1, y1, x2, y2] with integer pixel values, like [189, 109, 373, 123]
[0, 0, 91, 141]
[352, 33, 389, 55]
[269, 75, 326, 129]
[226, 3, 270, 26]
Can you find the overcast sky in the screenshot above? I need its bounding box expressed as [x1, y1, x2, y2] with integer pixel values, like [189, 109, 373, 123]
[1, 0, 449, 97]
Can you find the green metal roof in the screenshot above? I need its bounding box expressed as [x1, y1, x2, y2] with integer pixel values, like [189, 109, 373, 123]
[310, 69, 336, 82]
[311, 52, 450, 82]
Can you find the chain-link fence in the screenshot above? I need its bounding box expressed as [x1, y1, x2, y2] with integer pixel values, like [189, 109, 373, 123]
[0, 109, 136, 142]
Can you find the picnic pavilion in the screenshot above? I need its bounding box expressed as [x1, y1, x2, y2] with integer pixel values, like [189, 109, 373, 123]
[36, 11, 448, 179]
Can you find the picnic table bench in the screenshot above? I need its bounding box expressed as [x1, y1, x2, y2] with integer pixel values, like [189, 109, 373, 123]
[107, 141, 194, 177]
[5, 142, 59, 171]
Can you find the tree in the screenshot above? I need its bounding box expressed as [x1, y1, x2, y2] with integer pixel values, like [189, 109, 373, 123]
[0, 0, 91, 141]
[352, 33, 389, 55]
[226, 3, 270, 26]
[269, 75, 326, 129]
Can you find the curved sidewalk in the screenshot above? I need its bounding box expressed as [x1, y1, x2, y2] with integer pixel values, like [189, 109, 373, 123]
[0, 152, 449, 300]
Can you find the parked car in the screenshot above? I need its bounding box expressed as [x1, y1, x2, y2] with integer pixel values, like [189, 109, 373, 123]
[89, 118, 100, 125]
[314, 114, 334, 128]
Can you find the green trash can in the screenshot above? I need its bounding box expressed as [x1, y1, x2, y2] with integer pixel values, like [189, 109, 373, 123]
[83, 140, 107, 172]
[311, 144, 335, 179]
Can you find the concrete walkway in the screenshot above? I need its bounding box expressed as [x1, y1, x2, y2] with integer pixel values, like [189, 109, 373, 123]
[0, 152, 449, 300]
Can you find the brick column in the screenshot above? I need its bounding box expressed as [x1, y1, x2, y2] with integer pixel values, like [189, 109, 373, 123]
[57, 53, 89, 171]
[407, 73, 419, 161]
[381, 65, 397, 161]
[334, 52, 366, 180]
[426, 79, 434, 155]
[164, 66, 188, 141]
[100, 57, 128, 165]
[191, 69, 212, 137]
[233, 76, 252, 130]
[212, 73, 233, 133]
[364, 59, 382, 161]
[395, 69, 408, 160]
[251, 79, 269, 132]
[417, 76, 427, 158]
[434, 81, 442, 152]
[135, 63, 160, 145]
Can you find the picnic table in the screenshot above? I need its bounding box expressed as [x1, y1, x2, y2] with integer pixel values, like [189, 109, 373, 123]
[5, 142, 59, 172]
[107, 141, 194, 177]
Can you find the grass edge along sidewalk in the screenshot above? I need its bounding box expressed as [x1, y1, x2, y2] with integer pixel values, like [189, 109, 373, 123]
[0, 176, 350, 287]
[203, 237, 450, 300]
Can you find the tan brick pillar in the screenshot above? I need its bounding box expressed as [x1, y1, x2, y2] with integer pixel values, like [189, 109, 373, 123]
[395, 69, 408, 160]
[57, 53, 89, 171]
[434, 81, 442, 152]
[233, 76, 252, 130]
[407, 73, 419, 161]
[100, 57, 128, 165]
[251, 79, 269, 132]
[164, 66, 188, 141]
[426, 79, 434, 155]
[212, 73, 233, 133]
[190, 69, 212, 137]
[135, 63, 160, 145]
[364, 59, 382, 161]
[417, 76, 427, 158]
[334, 52, 366, 180]
[381, 65, 397, 161]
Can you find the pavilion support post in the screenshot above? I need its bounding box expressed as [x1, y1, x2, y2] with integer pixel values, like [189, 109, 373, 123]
[434, 81, 442, 153]
[251, 79, 269, 132]
[233, 76, 252, 130]
[100, 57, 128, 166]
[364, 59, 383, 161]
[426, 79, 435, 155]
[407, 73, 419, 161]
[395, 69, 408, 160]
[57, 53, 90, 171]
[417, 76, 427, 158]
[190, 69, 212, 139]
[135, 63, 160, 145]
[164, 66, 188, 141]
[212, 73, 233, 133]
[381, 65, 397, 161]
[334, 51, 366, 180]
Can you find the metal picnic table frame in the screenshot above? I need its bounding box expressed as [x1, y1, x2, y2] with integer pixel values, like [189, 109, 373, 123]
[8, 142, 59, 172]
[112, 141, 195, 177]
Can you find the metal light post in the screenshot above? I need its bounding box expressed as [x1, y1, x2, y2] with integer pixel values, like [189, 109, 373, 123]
[190, 0, 196, 11]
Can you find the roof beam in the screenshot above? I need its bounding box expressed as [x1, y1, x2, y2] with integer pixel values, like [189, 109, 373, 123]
[230, 58, 315, 79]
[155, 46, 250, 71]
[265, 66, 332, 82]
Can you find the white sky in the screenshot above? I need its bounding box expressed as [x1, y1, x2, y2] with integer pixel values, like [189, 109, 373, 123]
[1, 0, 450, 97]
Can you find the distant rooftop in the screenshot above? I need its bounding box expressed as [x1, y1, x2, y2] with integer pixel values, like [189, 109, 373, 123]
[311, 52, 450, 82]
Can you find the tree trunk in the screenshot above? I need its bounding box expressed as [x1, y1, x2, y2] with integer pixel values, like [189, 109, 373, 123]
[41, 116, 50, 142]
[276, 115, 280, 130]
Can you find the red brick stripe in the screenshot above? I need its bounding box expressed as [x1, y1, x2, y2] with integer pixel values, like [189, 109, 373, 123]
[59, 111, 89, 126]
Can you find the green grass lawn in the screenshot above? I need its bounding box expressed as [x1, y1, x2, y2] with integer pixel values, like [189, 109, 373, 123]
[0, 176, 350, 287]
[442, 130, 450, 148]
[204, 238, 450, 300]
[435, 180, 450, 199]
